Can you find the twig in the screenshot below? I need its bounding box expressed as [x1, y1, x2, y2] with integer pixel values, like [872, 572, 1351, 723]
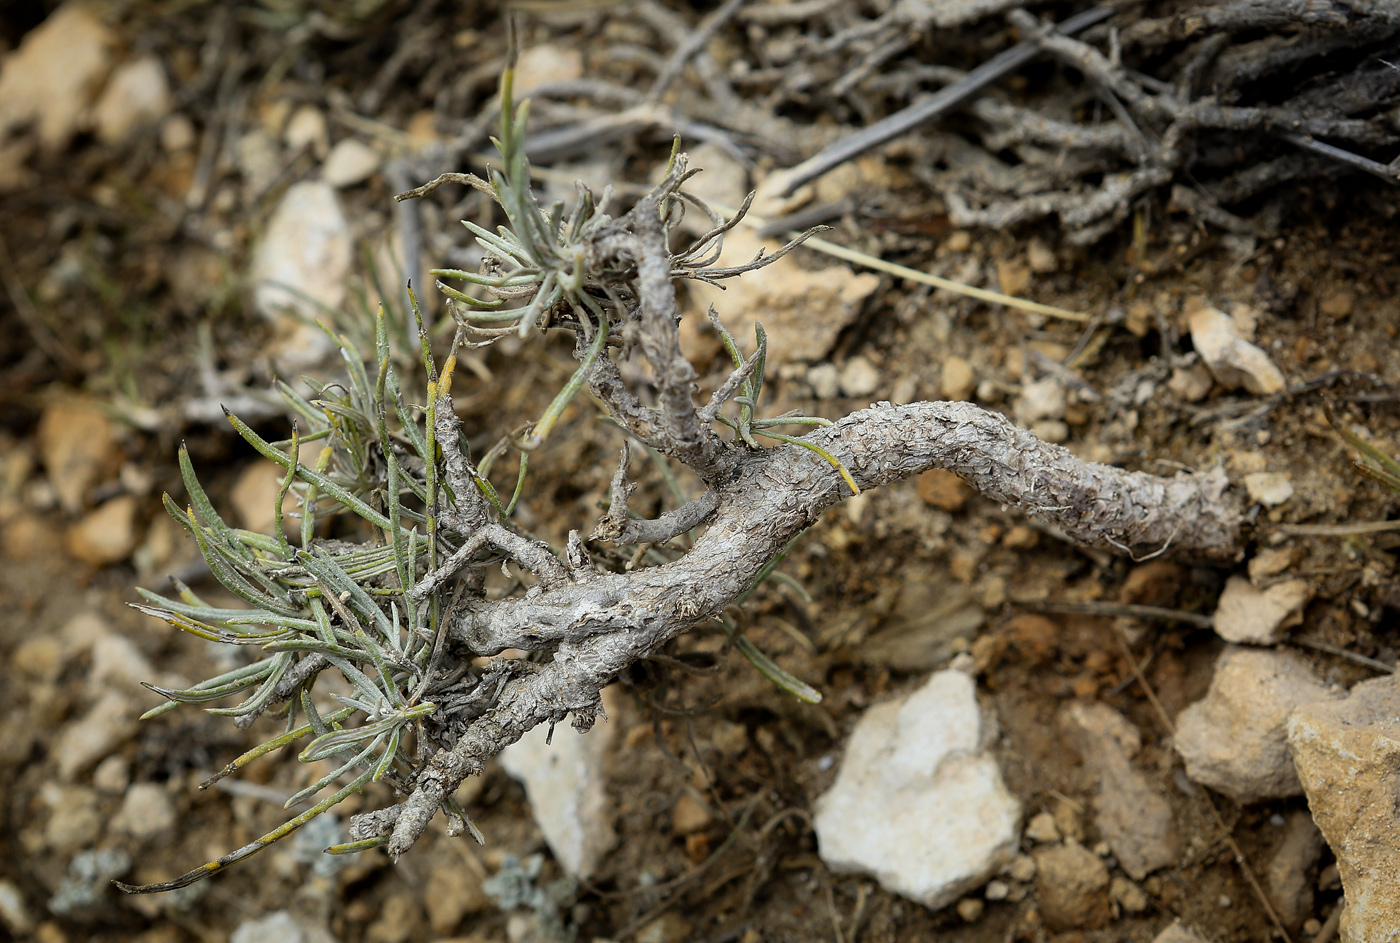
[650, 0, 748, 100]
[1275, 131, 1400, 184]
[772, 5, 1115, 196]
[1290, 637, 1397, 674]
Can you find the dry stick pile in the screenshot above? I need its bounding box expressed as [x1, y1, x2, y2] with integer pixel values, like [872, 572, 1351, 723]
[412, 1, 1400, 246]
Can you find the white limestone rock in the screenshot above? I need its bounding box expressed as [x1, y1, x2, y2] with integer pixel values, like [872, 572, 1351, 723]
[92, 56, 172, 144]
[1288, 676, 1400, 943]
[500, 708, 617, 881]
[813, 669, 1020, 910]
[1188, 306, 1285, 395]
[1212, 575, 1311, 645]
[322, 138, 381, 188]
[1175, 646, 1342, 804]
[251, 181, 351, 372]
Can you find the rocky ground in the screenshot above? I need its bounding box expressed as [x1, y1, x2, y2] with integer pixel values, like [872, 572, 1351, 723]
[2, 4, 1400, 943]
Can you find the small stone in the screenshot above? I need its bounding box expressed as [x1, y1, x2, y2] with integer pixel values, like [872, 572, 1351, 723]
[1288, 676, 1400, 943]
[672, 792, 711, 835]
[284, 105, 328, 158]
[945, 231, 972, 253]
[1033, 842, 1112, 931]
[1212, 575, 1312, 645]
[1175, 646, 1342, 804]
[0, 5, 115, 151]
[1168, 363, 1214, 402]
[251, 181, 351, 372]
[231, 912, 305, 943]
[995, 257, 1031, 297]
[1152, 920, 1209, 943]
[88, 631, 155, 694]
[941, 355, 976, 401]
[688, 229, 878, 368]
[66, 495, 138, 566]
[424, 860, 489, 936]
[231, 461, 285, 534]
[235, 128, 282, 197]
[1025, 811, 1060, 843]
[110, 782, 176, 842]
[1031, 420, 1068, 443]
[1111, 876, 1149, 913]
[499, 710, 617, 880]
[92, 56, 171, 144]
[956, 897, 984, 922]
[0, 878, 33, 936]
[37, 400, 120, 514]
[1188, 306, 1286, 395]
[814, 670, 1020, 909]
[1265, 810, 1323, 929]
[1006, 613, 1058, 664]
[916, 469, 971, 512]
[53, 690, 136, 781]
[13, 636, 65, 682]
[1062, 702, 1179, 879]
[514, 44, 584, 94]
[41, 783, 101, 854]
[1248, 547, 1295, 582]
[985, 879, 1010, 900]
[711, 720, 748, 757]
[159, 114, 195, 153]
[91, 755, 130, 794]
[1244, 472, 1294, 507]
[1001, 525, 1039, 549]
[1027, 238, 1057, 274]
[322, 138, 381, 188]
[1319, 291, 1355, 319]
[1007, 854, 1036, 882]
[1015, 377, 1067, 426]
[636, 913, 691, 943]
[806, 363, 840, 399]
[839, 356, 882, 398]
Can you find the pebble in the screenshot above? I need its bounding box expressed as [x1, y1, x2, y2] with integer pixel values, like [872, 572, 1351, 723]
[985, 879, 1010, 900]
[160, 114, 196, 153]
[916, 469, 971, 512]
[687, 228, 878, 367]
[1188, 306, 1286, 395]
[806, 362, 840, 399]
[1014, 377, 1067, 426]
[110, 782, 177, 842]
[839, 355, 882, 398]
[1007, 854, 1036, 882]
[364, 894, 420, 943]
[1244, 471, 1294, 507]
[672, 792, 711, 835]
[1024, 811, 1060, 843]
[1027, 238, 1057, 274]
[231, 461, 285, 534]
[284, 105, 329, 158]
[0, 5, 114, 151]
[53, 689, 136, 781]
[1152, 920, 1209, 943]
[813, 669, 1020, 910]
[37, 399, 120, 513]
[1265, 810, 1323, 928]
[635, 913, 691, 943]
[92, 755, 130, 794]
[499, 710, 617, 880]
[1175, 646, 1342, 804]
[40, 783, 101, 854]
[92, 56, 172, 145]
[941, 356, 976, 401]
[66, 495, 138, 566]
[1318, 290, 1355, 319]
[710, 720, 748, 757]
[0, 878, 33, 936]
[1212, 575, 1312, 645]
[231, 912, 306, 943]
[87, 628, 155, 693]
[1168, 363, 1214, 402]
[1033, 842, 1112, 931]
[1061, 702, 1180, 879]
[956, 897, 984, 922]
[513, 43, 584, 94]
[322, 138, 381, 188]
[251, 181, 352, 371]
[1288, 675, 1400, 942]
[1247, 547, 1295, 582]
[1111, 875, 1149, 913]
[995, 257, 1031, 296]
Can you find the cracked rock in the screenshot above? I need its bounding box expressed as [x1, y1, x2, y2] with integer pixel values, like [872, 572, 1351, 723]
[1288, 676, 1400, 943]
[813, 669, 1020, 910]
[1175, 646, 1342, 804]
